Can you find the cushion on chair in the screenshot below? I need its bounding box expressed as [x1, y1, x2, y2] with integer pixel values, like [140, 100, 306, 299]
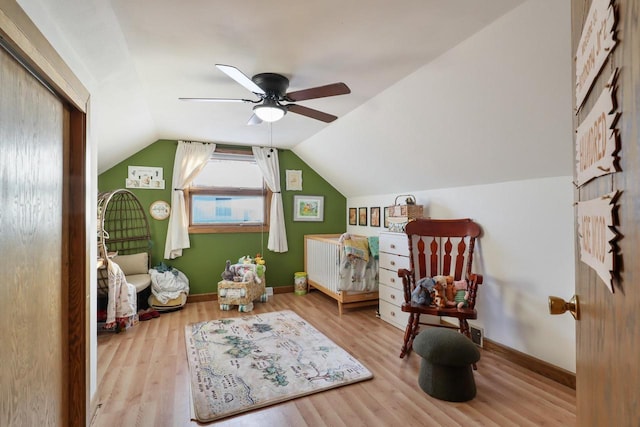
[148, 292, 187, 311]
[112, 252, 149, 276]
[125, 273, 152, 293]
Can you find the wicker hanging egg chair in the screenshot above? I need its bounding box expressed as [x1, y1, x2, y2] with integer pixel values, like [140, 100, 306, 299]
[97, 189, 152, 297]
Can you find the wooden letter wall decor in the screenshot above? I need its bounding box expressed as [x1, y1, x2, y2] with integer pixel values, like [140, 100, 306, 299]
[575, 70, 619, 186]
[575, 0, 617, 109]
[577, 191, 619, 293]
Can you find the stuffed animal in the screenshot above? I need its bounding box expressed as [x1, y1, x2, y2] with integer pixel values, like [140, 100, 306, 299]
[411, 277, 435, 305]
[445, 282, 456, 306]
[238, 255, 253, 264]
[221, 260, 235, 281]
[453, 279, 469, 308]
[432, 282, 446, 308]
[433, 275, 455, 306]
[242, 270, 262, 285]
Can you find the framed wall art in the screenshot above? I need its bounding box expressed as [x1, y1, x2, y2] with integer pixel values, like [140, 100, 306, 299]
[293, 195, 324, 222]
[348, 208, 357, 225]
[370, 207, 380, 227]
[358, 207, 368, 226]
[126, 165, 165, 189]
[384, 206, 390, 228]
[286, 169, 303, 191]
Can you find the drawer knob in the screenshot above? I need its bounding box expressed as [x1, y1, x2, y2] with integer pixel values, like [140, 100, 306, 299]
[390, 278, 395, 283]
[390, 311, 395, 317]
[391, 244, 396, 249]
[390, 261, 395, 266]
[390, 294, 395, 300]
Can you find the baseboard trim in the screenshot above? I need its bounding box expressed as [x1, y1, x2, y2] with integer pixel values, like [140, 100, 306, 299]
[439, 320, 575, 389]
[482, 338, 576, 390]
[186, 292, 217, 303]
[186, 286, 295, 304]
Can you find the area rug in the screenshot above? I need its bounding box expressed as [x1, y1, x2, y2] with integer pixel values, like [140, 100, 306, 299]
[185, 310, 373, 422]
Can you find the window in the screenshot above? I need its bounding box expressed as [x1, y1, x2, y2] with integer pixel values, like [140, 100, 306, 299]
[187, 149, 271, 233]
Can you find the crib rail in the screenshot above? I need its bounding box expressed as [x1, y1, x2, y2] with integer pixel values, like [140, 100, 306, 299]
[304, 234, 378, 315]
[305, 234, 341, 294]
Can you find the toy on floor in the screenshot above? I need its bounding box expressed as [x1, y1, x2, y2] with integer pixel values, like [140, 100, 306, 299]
[217, 255, 267, 312]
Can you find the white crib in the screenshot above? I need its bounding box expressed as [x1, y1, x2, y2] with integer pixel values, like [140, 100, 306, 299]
[304, 234, 379, 315]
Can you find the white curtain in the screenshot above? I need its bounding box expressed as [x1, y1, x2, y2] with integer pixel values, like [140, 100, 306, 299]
[252, 147, 288, 252]
[164, 141, 215, 259]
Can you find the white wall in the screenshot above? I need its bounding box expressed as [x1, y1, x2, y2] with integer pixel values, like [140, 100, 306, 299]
[348, 177, 576, 372]
[295, 0, 573, 197]
[324, 0, 577, 372]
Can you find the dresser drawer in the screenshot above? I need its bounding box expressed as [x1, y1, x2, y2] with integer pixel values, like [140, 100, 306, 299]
[379, 251, 410, 273]
[379, 232, 409, 255]
[379, 267, 404, 290]
[379, 283, 404, 305]
[379, 299, 410, 330]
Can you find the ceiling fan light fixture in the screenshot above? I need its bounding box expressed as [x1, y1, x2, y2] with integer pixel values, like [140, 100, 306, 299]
[253, 101, 286, 122]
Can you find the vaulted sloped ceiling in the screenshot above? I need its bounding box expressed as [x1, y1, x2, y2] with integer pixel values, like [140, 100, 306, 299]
[16, 0, 530, 188]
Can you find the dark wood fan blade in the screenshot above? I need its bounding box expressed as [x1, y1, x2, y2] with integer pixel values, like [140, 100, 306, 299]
[179, 97, 255, 103]
[216, 64, 266, 95]
[287, 104, 338, 123]
[286, 82, 350, 102]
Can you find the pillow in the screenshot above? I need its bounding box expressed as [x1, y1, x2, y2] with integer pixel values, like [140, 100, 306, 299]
[113, 252, 148, 276]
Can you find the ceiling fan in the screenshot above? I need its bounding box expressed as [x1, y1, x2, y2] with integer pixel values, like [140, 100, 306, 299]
[180, 64, 351, 125]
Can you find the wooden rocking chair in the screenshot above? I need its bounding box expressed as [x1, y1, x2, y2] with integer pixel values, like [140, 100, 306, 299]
[398, 218, 483, 359]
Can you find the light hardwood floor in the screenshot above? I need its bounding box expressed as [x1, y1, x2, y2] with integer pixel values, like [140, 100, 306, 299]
[93, 291, 576, 426]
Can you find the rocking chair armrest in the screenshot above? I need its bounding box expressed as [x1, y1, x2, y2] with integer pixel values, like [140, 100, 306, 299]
[469, 273, 483, 286]
[398, 268, 414, 303]
[466, 273, 483, 309]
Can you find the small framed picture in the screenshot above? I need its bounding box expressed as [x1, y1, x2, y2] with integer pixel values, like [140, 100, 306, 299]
[384, 206, 390, 228]
[293, 195, 324, 222]
[348, 208, 357, 225]
[285, 170, 303, 191]
[358, 207, 368, 226]
[370, 207, 380, 227]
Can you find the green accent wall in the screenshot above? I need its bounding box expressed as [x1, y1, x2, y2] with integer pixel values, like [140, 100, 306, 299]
[98, 140, 346, 295]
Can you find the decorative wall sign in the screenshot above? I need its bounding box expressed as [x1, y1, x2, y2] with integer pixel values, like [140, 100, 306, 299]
[575, 70, 620, 186]
[575, 0, 617, 109]
[126, 166, 165, 189]
[149, 200, 171, 220]
[577, 191, 619, 293]
[285, 170, 302, 191]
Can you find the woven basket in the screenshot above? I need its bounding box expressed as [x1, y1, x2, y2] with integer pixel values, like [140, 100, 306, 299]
[387, 195, 424, 232]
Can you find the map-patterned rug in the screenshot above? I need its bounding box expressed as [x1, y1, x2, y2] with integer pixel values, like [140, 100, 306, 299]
[185, 310, 373, 422]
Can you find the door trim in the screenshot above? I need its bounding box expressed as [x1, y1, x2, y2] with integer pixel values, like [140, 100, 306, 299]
[1, 2, 89, 426]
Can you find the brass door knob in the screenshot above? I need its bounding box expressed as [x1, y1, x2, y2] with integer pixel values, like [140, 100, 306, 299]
[548, 295, 579, 320]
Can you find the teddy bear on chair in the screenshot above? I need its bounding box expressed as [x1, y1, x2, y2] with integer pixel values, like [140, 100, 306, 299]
[432, 282, 446, 308]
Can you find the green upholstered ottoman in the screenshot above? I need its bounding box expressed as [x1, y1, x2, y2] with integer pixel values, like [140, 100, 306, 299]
[413, 328, 481, 402]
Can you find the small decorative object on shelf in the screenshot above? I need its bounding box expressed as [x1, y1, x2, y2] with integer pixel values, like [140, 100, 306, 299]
[387, 194, 424, 232]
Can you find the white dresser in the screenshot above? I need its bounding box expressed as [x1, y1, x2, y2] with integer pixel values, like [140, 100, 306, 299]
[378, 231, 411, 330]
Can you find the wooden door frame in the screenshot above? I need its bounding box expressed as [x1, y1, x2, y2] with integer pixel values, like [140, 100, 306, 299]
[1, 2, 90, 426]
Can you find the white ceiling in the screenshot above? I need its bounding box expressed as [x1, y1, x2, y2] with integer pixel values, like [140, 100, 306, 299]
[17, 0, 526, 173]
